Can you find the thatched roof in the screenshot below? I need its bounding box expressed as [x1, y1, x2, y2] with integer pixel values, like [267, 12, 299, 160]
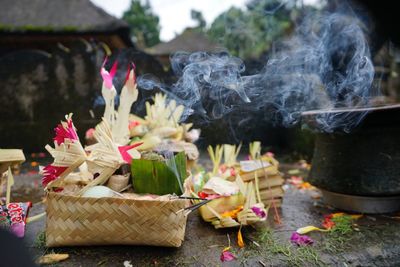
[0, 0, 133, 46]
[147, 28, 220, 56]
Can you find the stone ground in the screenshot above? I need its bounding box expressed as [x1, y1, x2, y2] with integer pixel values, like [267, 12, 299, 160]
[9, 158, 400, 266]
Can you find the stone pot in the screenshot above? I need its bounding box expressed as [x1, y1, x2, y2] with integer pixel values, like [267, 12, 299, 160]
[302, 104, 400, 213]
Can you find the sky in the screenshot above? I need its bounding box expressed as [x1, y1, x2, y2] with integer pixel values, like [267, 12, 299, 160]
[91, 0, 248, 41]
[91, 0, 319, 42]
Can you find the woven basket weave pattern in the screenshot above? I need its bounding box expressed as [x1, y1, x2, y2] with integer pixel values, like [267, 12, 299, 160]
[46, 193, 188, 247]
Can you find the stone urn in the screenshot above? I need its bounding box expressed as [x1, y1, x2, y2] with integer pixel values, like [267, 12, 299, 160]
[302, 104, 400, 213]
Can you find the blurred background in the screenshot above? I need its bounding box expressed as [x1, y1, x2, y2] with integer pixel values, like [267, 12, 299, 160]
[0, 0, 399, 159]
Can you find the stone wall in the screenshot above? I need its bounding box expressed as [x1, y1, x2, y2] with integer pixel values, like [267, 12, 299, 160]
[0, 40, 166, 152]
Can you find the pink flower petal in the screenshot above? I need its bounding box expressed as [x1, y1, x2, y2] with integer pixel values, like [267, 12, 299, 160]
[85, 128, 95, 139]
[118, 142, 143, 163]
[100, 58, 118, 90]
[251, 206, 267, 218]
[128, 120, 140, 130]
[220, 250, 236, 262]
[109, 60, 118, 78]
[205, 194, 220, 200]
[290, 232, 314, 246]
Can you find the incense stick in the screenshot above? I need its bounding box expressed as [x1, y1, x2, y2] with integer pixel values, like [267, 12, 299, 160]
[183, 199, 212, 211]
[175, 199, 213, 214]
[177, 196, 207, 200]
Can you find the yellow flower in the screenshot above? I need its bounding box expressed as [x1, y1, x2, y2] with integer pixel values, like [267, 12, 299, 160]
[296, 225, 329, 234]
[221, 205, 244, 219]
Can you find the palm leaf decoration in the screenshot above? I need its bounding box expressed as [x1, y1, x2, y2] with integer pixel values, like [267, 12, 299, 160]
[131, 152, 186, 195]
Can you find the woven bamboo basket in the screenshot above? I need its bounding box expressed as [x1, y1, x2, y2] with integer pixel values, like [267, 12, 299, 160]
[45, 192, 189, 247]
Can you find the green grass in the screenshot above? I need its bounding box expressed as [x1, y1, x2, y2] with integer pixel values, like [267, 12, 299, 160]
[322, 215, 355, 254]
[331, 215, 354, 235]
[34, 231, 46, 249]
[238, 228, 323, 266]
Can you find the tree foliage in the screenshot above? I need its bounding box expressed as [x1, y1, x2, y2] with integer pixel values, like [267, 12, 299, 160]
[191, 9, 206, 30]
[207, 0, 296, 59]
[122, 0, 161, 48]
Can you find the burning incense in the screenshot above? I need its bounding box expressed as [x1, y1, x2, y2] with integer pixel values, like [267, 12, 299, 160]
[175, 199, 213, 215]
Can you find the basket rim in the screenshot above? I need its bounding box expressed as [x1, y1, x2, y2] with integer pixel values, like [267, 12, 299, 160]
[46, 192, 189, 204]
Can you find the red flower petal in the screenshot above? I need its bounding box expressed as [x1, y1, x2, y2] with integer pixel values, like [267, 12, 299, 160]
[42, 165, 68, 187]
[322, 215, 336, 229]
[53, 118, 79, 145]
[124, 62, 136, 85]
[198, 191, 208, 199]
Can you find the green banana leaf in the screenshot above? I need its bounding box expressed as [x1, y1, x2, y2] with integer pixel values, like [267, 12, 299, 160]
[131, 152, 186, 195]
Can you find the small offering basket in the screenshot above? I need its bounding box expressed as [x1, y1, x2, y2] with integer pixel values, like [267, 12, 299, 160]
[45, 193, 188, 247]
[43, 116, 190, 247]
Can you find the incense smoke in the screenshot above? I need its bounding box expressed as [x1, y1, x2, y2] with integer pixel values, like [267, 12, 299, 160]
[137, 6, 377, 133]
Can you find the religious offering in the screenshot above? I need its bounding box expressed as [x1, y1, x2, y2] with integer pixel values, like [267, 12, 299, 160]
[41, 61, 195, 247]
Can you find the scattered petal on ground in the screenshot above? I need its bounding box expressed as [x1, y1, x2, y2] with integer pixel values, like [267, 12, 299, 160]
[37, 254, 69, 265]
[322, 215, 336, 230]
[220, 247, 236, 262]
[290, 232, 314, 246]
[296, 225, 328, 234]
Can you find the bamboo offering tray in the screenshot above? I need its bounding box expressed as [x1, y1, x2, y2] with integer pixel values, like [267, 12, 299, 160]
[0, 149, 25, 173]
[46, 193, 188, 247]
